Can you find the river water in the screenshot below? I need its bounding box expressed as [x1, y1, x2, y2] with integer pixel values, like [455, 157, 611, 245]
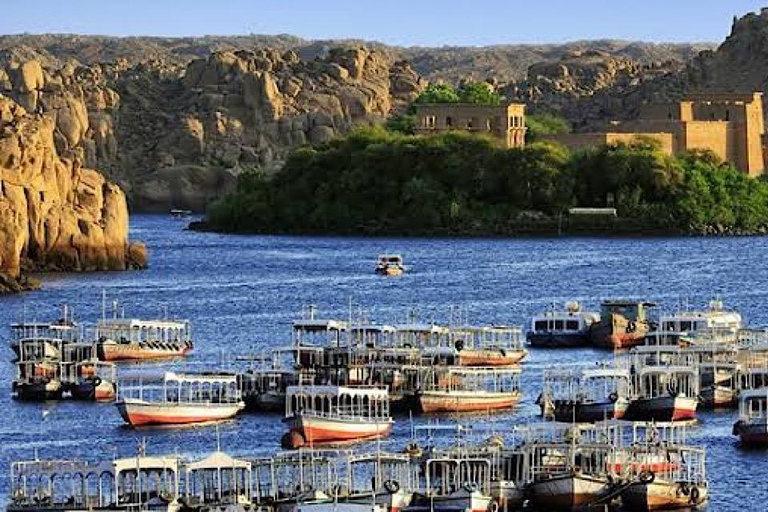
[2, 214, 768, 509]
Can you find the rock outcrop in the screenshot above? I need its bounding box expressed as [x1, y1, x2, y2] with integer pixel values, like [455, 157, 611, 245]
[506, 51, 688, 129]
[0, 45, 425, 211]
[0, 94, 145, 290]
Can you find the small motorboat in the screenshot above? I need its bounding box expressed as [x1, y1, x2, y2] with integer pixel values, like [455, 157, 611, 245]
[376, 254, 405, 276]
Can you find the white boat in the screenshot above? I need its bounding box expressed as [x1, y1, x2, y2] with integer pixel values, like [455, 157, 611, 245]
[657, 300, 742, 344]
[527, 302, 600, 348]
[733, 388, 768, 446]
[282, 385, 393, 448]
[116, 372, 245, 426]
[540, 367, 631, 422]
[450, 326, 528, 366]
[419, 367, 521, 414]
[96, 317, 193, 361]
[625, 365, 699, 422]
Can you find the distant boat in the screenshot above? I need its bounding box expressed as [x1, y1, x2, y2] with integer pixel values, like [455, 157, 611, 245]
[170, 208, 193, 218]
[95, 317, 194, 362]
[376, 254, 405, 276]
[527, 301, 600, 348]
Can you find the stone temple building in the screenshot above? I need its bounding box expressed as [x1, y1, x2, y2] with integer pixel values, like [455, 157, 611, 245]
[544, 92, 766, 177]
[413, 102, 527, 148]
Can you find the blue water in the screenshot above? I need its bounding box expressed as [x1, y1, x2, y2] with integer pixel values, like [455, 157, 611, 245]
[3, 215, 768, 509]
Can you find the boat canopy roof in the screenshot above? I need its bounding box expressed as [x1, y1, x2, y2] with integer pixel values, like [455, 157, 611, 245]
[637, 365, 697, 376]
[393, 323, 449, 334]
[98, 318, 189, 329]
[286, 385, 389, 399]
[186, 451, 251, 471]
[582, 368, 631, 380]
[292, 319, 347, 331]
[164, 372, 238, 384]
[740, 389, 768, 401]
[349, 324, 396, 333]
[114, 455, 182, 473]
[601, 300, 657, 307]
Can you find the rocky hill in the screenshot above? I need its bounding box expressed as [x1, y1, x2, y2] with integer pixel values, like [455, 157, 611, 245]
[0, 93, 146, 292]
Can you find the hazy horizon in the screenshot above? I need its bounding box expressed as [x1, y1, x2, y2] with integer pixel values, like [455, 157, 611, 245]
[2, 0, 766, 47]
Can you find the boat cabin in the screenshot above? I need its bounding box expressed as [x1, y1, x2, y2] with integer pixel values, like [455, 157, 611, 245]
[738, 389, 768, 423]
[633, 366, 699, 399]
[285, 385, 391, 421]
[97, 318, 191, 345]
[113, 454, 182, 506]
[119, 372, 243, 405]
[184, 452, 252, 506]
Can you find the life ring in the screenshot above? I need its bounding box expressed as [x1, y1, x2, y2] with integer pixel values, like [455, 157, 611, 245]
[384, 479, 400, 494]
[689, 486, 700, 503]
[639, 470, 655, 484]
[608, 392, 619, 403]
[92, 376, 102, 387]
[489, 500, 499, 512]
[455, 339, 465, 352]
[626, 321, 636, 333]
[463, 482, 478, 493]
[679, 482, 690, 496]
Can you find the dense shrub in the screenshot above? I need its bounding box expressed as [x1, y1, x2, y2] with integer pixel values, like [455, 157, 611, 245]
[206, 128, 768, 235]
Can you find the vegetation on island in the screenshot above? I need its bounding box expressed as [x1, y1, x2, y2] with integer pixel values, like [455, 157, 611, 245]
[202, 127, 768, 236]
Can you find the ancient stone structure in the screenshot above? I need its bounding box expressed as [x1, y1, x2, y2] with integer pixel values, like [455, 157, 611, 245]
[545, 92, 766, 176]
[0, 94, 146, 289]
[413, 102, 527, 148]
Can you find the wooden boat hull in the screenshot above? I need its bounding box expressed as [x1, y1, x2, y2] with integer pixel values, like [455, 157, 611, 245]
[526, 332, 590, 348]
[98, 341, 192, 361]
[244, 391, 285, 412]
[528, 473, 612, 510]
[458, 349, 527, 366]
[284, 413, 393, 447]
[70, 379, 117, 401]
[419, 391, 520, 414]
[410, 488, 492, 512]
[625, 395, 697, 422]
[116, 399, 243, 426]
[590, 317, 648, 350]
[733, 419, 768, 445]
[700, 384, 737, 409]
[550, 397, 629, 423]
[14, 380, 63, 401]
[622, 479, 708, 510]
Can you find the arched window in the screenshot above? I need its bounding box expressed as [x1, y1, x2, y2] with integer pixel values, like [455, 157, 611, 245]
[446, 116, 453, 127]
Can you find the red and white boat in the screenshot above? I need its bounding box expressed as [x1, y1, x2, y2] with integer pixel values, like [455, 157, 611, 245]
[282, 385, 393, 448]
[116, 372, 244, 426]
[419, 367, 521, 414]
[96, 318, 193, 362]
[625, 366, 698, 422]
[733, 388, 768, 445]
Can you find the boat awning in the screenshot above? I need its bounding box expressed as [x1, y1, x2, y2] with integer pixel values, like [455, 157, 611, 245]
[286, 385, 389, 399]
[292, 320, 348, 331]
[393, 324, 449, 334]
[187, 451, 251, 471]
[98, 318, 189, 329]
[114, 455, 182, 473]
[165, 372, 238, 384]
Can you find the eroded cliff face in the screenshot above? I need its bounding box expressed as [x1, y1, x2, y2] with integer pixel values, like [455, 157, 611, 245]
[0, 46, 425, 212]
[0, 94, 146, 291]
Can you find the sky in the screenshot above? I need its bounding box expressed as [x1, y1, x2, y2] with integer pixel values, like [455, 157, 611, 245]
[2, 0, 768, 46]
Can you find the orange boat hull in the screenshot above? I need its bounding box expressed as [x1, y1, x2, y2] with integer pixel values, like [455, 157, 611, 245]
[285, 414, 393, 447]
[459, 349, 527, 367]
[420, 391, 520, 414]
[99, 343, 192, 362]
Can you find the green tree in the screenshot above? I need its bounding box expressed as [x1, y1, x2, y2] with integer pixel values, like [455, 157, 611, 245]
[458, 82, 502, 105]
[414, 83, 460, 104]
[526, 113, 571, 142]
